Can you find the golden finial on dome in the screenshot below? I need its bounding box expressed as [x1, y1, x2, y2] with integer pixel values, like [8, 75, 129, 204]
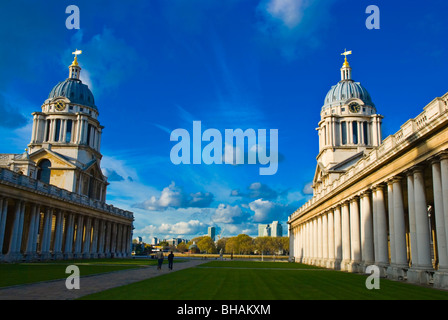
[70, 49, 82, 66]
[341, 49, 352, 68]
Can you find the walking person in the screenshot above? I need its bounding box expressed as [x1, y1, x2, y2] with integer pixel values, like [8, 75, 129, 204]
[168, 251, 174, 270]
[156, 250, 164, 270]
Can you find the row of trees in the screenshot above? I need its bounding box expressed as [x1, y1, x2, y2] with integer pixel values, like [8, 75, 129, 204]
[133, 234, 289, 256]
[185, 234, 289, 255]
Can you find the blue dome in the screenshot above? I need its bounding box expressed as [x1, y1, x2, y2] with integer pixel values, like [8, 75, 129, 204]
[48, 79, 97, 110]
[323, 80, 374, 110]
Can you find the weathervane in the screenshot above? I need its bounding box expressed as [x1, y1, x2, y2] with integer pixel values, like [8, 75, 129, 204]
[341, 49, 352, 67]
[71, 49, 82, 66]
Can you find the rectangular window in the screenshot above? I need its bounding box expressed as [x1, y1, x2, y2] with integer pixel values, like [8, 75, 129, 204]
[352, 121, 358, 144]
[54, 119, 61, 142]
[341, 122, 347, 145]
[363, 121, 369, 145]
[87, 124, 92, 146]
[66, 120, 72, 143]
[45, 120, 51, 142]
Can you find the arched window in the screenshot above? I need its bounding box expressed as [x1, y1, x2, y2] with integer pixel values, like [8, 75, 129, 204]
[37, 159, 51, 184]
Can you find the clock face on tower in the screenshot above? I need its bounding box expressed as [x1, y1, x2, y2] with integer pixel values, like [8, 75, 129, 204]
[55, 101, 66, 111]
[348, 102, 360, 113]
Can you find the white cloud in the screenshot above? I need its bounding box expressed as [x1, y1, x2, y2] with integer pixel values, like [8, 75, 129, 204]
[212, 203, 243, 224]
[66, 28, 141, 96]
[249, 198, 288, 223]
[134, 220, 206, 239]
[134, 181, 214, 211]
[256, 0, 336, 59]
[264, 0, 310, 28]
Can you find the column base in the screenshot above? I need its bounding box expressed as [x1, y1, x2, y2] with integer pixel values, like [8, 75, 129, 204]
[64, 253, 74, 260]
[39, 252, 52, 261]
[333, 259, 342, 270]
[53, 252, 64, 260]
[386, 264, 408, 280]
[4, 253, 23, 262]
[407, 267, 434, 285]
[433, 270, 448, 289]
[24, 252, 39, 262]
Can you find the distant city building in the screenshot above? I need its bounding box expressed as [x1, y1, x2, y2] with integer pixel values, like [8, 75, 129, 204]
[271, 221, 283, 237]
[258, 221, 282, 237]
[208, 226, 216, 241]
[258, 224, 271, 237]
[152, 237, 158, 245]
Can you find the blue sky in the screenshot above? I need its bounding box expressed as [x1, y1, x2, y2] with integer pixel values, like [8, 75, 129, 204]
[1, 0, 447, 241]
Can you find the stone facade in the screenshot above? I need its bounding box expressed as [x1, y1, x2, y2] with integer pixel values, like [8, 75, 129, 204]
[0, 52, 134, 262]
[288, 54, 448, 289]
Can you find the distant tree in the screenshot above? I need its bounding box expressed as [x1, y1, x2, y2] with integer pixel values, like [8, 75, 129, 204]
[216, 237, 227, 253]
[237, 234, 253, 254]
[281, 236, 289, 254]
[197, 236, 217, 254]
[254, 237, 272, 258]
[225, 236, 239, 254]
[159, 240, 169, 247]
[177, 242, 187, 253]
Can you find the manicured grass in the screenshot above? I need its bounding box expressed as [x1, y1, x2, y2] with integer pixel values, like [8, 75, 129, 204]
[0, 259, 172, 287]
[79, 261, 448, 300]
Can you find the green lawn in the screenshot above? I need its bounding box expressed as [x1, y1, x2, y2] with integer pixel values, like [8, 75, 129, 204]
[0, 258, 168, 287]
[79, 260, 448, 300]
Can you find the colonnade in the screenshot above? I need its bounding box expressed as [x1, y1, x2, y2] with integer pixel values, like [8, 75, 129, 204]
[0, 196, 133, 262]
[291, 151, 448, 287]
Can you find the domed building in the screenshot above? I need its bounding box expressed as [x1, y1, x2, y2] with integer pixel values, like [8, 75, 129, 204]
[0, 51, 133, 262]
[289, 50, 448, 289]
[23, 53, 108, 201]
[313, 51, 383, 195]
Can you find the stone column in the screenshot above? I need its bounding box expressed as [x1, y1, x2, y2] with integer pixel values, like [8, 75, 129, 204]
[63, 212, 75, 259]
[73, 214, 84, 258]
[341, 201, 351, 271]
[105, 221, 112, 258]
[360, 191, 374, 268]
[24, 204, 40, 261]
[392, 177, 408, 268]
[432, 158, 448, 289]
[322, 213, 328, 267]
[53, 210, 64, 260]
[40, 208, 53, 260]
[387, 180, 396, 266]
[0, 198, 8, 260]
[98, 219, 106, 258]
[440, 153, 448, 259]
[327, 209, 335, 268]
[82, 216, 92, 258]
[408, 166, 433, 284]
[413, 167, 432, 268]
[349, 197, 361, 271]
[406, 171, 419, 267]
[374, 185, 389, 268]
[6, 200, 25, 262]
[334, 206, 342, 269]
[302, 222, 308, 263]
[91, 218, 99, 258]
[317, 215, 322, 266]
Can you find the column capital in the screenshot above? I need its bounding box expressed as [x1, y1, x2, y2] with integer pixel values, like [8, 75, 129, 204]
[438, 150, 448, 161]
[362, 188, 372, 195]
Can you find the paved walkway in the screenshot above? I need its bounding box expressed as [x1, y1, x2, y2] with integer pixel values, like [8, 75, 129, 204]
[0, 259, 208, 300]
